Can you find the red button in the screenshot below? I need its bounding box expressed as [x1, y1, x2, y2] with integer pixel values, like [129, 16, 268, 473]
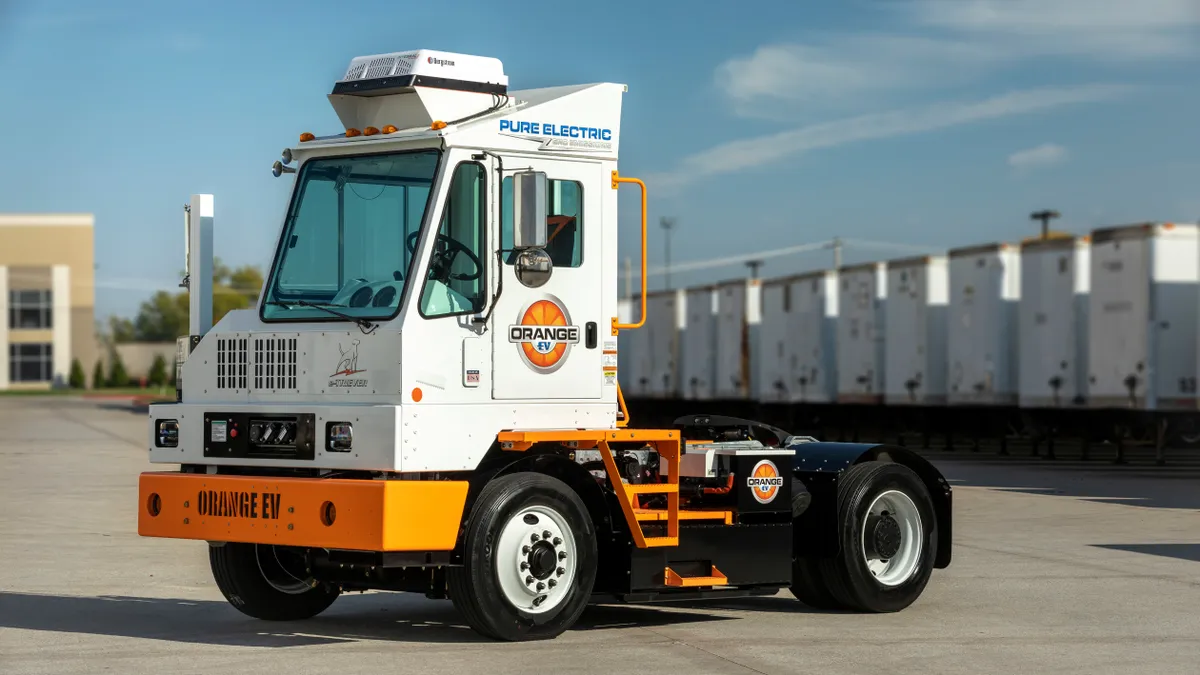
[230, 428, 238, 438]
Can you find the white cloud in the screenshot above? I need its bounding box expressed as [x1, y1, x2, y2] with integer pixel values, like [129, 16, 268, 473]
[1008, 143, 1068, 169]
[715, 0, 1198, 117]
[909, 0, 1200, 59]
[648, 85, 1125, 193]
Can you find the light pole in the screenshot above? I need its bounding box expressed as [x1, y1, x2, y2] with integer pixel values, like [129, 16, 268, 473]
[660, 216, 676, 290]
[1030, 210, 1061, 239]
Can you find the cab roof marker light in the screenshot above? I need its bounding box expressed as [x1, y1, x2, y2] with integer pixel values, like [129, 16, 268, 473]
[299, 132, 315, 142]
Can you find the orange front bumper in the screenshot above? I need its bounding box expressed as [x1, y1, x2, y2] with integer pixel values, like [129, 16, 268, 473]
[138, 472, 468, 552]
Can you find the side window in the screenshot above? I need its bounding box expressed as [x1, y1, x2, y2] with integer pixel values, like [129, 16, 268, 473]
[420, 163, 487, 317]
[500, 176, 583, 268]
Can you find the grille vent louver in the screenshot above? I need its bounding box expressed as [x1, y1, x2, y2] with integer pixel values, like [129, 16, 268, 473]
[215, 338, 248, 390]
[254, 337, 298, 391]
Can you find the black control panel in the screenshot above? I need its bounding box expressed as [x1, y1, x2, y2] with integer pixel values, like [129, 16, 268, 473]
[203, 412, 316, 460]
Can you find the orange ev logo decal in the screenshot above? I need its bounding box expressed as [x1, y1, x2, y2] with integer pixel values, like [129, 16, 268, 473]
[508, 296, 580, 374]
[747, 459, 785, 504]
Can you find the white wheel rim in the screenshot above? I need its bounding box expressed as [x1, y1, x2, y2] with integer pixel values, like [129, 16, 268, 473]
[860, 489, 923, 587]
[495, 505, 577, 615]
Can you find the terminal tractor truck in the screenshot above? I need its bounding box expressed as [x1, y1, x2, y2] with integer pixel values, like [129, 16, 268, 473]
[139, 50, 952, 641]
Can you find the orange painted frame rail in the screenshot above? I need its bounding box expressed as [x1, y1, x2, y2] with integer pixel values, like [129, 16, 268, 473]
[496, 428, 681, 548]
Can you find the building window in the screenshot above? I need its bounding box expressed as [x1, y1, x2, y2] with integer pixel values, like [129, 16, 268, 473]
[9, 290, 53, 329]
[9, 344, 53, 382]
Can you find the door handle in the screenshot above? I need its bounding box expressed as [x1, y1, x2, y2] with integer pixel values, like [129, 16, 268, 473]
[585, 322, 597, 349]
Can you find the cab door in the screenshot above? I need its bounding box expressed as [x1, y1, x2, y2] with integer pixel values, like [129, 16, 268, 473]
[492, 157, 603, 400]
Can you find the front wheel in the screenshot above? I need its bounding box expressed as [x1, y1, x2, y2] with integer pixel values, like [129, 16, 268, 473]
[792, 461, 936, 612]
[209, 543, 339, 620]
[448, 472, 597, 641]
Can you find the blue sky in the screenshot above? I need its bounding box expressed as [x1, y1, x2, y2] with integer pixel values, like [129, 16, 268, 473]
[1, 0, 1198, 320]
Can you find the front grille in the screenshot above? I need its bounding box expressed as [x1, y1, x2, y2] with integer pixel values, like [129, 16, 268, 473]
[254, 337, 297, 391]
[215, 338, 247, 390]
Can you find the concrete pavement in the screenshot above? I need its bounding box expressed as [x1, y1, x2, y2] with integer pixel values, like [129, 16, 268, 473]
[1, 396, 1197, 674]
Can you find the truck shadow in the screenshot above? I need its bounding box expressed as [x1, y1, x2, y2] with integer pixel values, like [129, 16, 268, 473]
[0, 591, 749, 646]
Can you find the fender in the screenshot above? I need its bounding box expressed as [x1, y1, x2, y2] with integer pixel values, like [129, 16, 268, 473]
[791, 442, 952, 569]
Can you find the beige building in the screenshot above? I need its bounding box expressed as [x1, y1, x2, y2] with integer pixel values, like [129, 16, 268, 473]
[0, 214, 96, 390]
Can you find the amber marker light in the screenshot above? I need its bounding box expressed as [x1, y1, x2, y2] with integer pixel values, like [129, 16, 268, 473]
[299, 132, 315, 142]
[364, 126, 380, 136]
[345, 128, 362, 137]
[382, 124, 398, 134]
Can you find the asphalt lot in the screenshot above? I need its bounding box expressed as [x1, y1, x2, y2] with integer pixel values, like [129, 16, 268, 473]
[1, 397, 1198, 674]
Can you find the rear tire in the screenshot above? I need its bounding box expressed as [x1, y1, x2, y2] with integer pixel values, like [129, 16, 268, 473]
[448, 472, 597, 641]
[819, 461, 936, 612]
[209, 543, 339, 620]
[790, 461, 936, 612]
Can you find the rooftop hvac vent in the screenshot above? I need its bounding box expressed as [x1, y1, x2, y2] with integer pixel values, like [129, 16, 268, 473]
[333, 49, 508, 97]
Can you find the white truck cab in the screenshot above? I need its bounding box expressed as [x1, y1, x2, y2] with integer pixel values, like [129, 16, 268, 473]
[139, 50, 951, 642]
[153, 50, 626, 473]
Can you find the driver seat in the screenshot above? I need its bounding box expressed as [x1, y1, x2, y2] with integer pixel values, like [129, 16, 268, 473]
[545, 215, 578, 266]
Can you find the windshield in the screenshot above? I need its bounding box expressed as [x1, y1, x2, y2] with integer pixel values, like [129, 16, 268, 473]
[262, 149, 441, 322]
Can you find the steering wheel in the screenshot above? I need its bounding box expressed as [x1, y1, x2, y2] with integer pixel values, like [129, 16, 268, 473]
[406, 231, 482, 283]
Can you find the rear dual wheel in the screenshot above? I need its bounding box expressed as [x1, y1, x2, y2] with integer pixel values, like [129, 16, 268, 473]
[790, 461, 936, 612]
[448, 472, 597, 641]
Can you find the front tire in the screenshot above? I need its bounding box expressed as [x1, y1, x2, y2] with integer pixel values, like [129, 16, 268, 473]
[209, 543, 339, 620]
[448, 472, 597, 641]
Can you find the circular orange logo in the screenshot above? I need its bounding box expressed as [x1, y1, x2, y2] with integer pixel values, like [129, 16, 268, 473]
[747, 460, 784, 504]
[508, 297, 580, 373]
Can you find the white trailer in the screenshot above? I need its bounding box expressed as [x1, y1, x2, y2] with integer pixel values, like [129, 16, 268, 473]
[757, 277, 791, 403]
[714, 278, 761, 399]
[946, 243, 1020, 406]
[1087, 223, 1200, 410]
[680, 285, 717, 399]
[638, 289, 684, 398]
[884, 256, 948, 405]
[1018, 236, 1090, 409]
[137, 49, 952, 642]
[837, 262, 886, 404]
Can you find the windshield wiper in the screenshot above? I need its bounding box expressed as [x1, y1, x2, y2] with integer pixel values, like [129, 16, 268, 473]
[266, 300, 378, 335]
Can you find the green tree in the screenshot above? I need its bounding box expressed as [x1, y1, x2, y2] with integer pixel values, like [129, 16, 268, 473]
[92, 360, 105, 389]
[107, 350, 130, 388]
[69, 359, 86, 389]
[148, 354, 168, 387]
[125, 259, 263, 342]
[108, 316, 136, 343]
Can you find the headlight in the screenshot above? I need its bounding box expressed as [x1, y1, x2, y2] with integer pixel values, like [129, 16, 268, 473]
[156, 419, 180, 448]
[327, 422, 353, 452]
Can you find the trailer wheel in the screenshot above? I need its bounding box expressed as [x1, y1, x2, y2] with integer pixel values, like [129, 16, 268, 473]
[209, 543, 339, 621]
[819, 461, 936, 612]
[448, 472, 597, 641]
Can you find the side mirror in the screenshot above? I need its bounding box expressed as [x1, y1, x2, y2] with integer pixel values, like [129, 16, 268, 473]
[512, 170, 547, 249]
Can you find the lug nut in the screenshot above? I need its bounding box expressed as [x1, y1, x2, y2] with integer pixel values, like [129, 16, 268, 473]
[525, 575, 535, 585]
[530, 534, 539, 543]
[548, 579, 557, 588]
[522, 545, 531, 554]
[520, 561, 529, 571]
[542, 530, 552, 539]
[558, 551, 567, 560]
[536, 582, 545, 591]
[557, 566, 566, 576]
[552, 537, 562, 546]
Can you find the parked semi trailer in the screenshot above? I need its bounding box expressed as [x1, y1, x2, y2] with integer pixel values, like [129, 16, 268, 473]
[138, 50, 952, 641]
